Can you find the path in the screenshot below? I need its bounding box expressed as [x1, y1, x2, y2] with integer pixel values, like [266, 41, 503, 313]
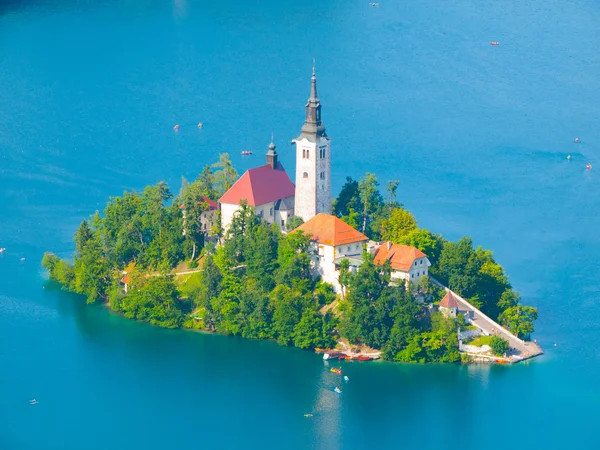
[431, 278, 543, 362]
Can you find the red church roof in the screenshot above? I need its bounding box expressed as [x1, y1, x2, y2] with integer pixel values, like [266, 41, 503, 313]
[294, 213, 369, 246]
[219, 163, 295, 207]
[440, 291, 459, 309]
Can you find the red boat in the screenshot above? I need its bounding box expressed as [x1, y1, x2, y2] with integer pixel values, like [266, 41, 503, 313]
[330, 368, 342, 374]
[357, 356, 373, 361]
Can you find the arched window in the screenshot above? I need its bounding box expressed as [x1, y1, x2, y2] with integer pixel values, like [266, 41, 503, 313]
[302, 149, 306, 158]
[307, 150, 310, 159]
[303, 172, 308, 178]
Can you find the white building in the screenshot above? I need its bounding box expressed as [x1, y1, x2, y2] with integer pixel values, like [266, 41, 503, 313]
[293, 66, 332, 222]
[294, 213, 369, 293]
[373, 242, 431, 283]
[439, 291, 459, 318]
[219, 140, 296, 232]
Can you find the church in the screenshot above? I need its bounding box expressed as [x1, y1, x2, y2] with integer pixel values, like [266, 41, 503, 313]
[219, 67, 332, 230]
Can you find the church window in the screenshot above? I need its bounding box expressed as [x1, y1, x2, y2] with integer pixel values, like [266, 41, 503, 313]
[269, 207, 273, 216]
[302, 149, 306, 158]
[259, 210, 263, 218]
[307, 150, 310, 158]
[281, 220, 284, 227]
[303, 172, 308, 178]
[420, 260, 423, 265]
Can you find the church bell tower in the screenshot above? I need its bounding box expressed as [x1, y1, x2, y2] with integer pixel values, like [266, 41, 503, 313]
[293, 65, 332, 222]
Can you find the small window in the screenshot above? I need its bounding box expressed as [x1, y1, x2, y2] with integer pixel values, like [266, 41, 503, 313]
[303, 172, 308, 178]
[281, 220, 284, 226]
[411, 274, 414, 279]
[269, 207, 273, 216]
[414, 261, 417, 267]
[355, 244, 359, 249]
[420, 260, 423, 265]
[259, 210, 263, 218]
[347, 246, 351, 251]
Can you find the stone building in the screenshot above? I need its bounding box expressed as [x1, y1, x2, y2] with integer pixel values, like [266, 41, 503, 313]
[293, 66, 332, 222]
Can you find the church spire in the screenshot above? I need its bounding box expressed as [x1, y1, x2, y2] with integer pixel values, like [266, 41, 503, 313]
[266, 134, 278, 169]
[296, 63, 327, 142]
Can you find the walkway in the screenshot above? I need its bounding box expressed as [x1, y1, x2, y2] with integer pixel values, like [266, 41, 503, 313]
[431, 278, 543, 362]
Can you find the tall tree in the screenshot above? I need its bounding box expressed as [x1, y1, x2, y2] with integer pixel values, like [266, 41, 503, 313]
[381, 208, 418, 243]
[385, 180, 400, 207]
[212, 153, 238, 197]
[358, 173, 379, 234]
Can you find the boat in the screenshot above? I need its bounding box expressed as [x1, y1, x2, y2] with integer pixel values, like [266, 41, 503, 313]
[495, 359, 508, 364]
[567, 155, 572, 160]
[0, 248, 5, 253]
[357, 356, 373, 361]
[586, 163, 592, 170]
[369, 2, 380, 6]
[334, 387, 342, 394]
[29, 399, 38, 405]
[197, 122, 203, 128]
[314, 348, 330, 353]
[173, 124, 179, 130]
[323, 352, 342, 360]
[574, 137, 580, 143]
[330, 368, 342, 374]
[304, 414, 313, 418]
[490, 41, 499, 46]
[343, 375, 350, 382]
[241, 150, 253, 155]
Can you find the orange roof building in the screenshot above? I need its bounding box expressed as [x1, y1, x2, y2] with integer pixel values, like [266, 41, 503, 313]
[294, 213, 368, 247]
[292, 214, 369, 294]
[439, 291, 459, 309]
[373, 242, 431, 283]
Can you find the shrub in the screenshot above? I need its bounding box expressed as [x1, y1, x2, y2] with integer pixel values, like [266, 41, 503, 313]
[490, 335, 509, 356]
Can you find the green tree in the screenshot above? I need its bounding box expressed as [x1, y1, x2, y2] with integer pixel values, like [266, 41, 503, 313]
[212, 153, 238, 197]
[400, 228, 445, 266]
[74, 220, 94, 256]
[499, 305, 538, 339]
[286, 215, 304, 231]
[385, 180, 400, 208]
[333, 177, 361, 218]
[358, 172, 379, 234]
[381, 208, 418, 243]
[490, 335, 509, 356]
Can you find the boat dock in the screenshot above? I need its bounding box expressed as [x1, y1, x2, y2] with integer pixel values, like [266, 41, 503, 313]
[431, 278, 543, 363]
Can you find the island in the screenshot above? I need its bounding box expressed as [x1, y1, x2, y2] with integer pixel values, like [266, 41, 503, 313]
[42, 68, 540, 364]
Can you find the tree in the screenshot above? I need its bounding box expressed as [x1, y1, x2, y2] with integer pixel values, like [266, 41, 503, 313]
[498, 305, 538, 339]
[490, 335, 509, 356]
[286, 215, 304, 231]
[381, 208, 418, 243]
[358, 173, 379, 234]
[338, 258, 352, 300]
[212, 153, 238, 197]
[74, 220, 94, 256]
[385, 180, 400, 207]
[333, 177, 361, 218]
[400, 228, 445, 266]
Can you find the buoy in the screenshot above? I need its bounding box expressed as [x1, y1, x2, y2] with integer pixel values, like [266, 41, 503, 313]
[198, 122, 203, 128]
[574, 137, 580, 143]
[174, 124, 179, 131]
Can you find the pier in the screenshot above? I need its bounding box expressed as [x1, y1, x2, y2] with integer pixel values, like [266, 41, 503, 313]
[431, 278, 543, 363]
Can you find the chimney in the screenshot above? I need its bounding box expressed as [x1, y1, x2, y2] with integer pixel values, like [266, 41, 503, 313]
[387, 241, 392, 251]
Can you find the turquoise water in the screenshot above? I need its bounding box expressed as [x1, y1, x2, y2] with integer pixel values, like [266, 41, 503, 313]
[1, 0, 599, 448]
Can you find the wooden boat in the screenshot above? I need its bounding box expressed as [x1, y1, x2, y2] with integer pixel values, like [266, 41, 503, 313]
[314, 348, 330, 353]
[495, 359, 508, 364]
[357, 356, 373, 361]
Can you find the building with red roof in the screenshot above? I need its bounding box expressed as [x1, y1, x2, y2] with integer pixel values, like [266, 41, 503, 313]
[293, 213, 369, 293]
[220, 139, 296, 232]
[439, 291, 459, 318]
[373, 242, 431, 284]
